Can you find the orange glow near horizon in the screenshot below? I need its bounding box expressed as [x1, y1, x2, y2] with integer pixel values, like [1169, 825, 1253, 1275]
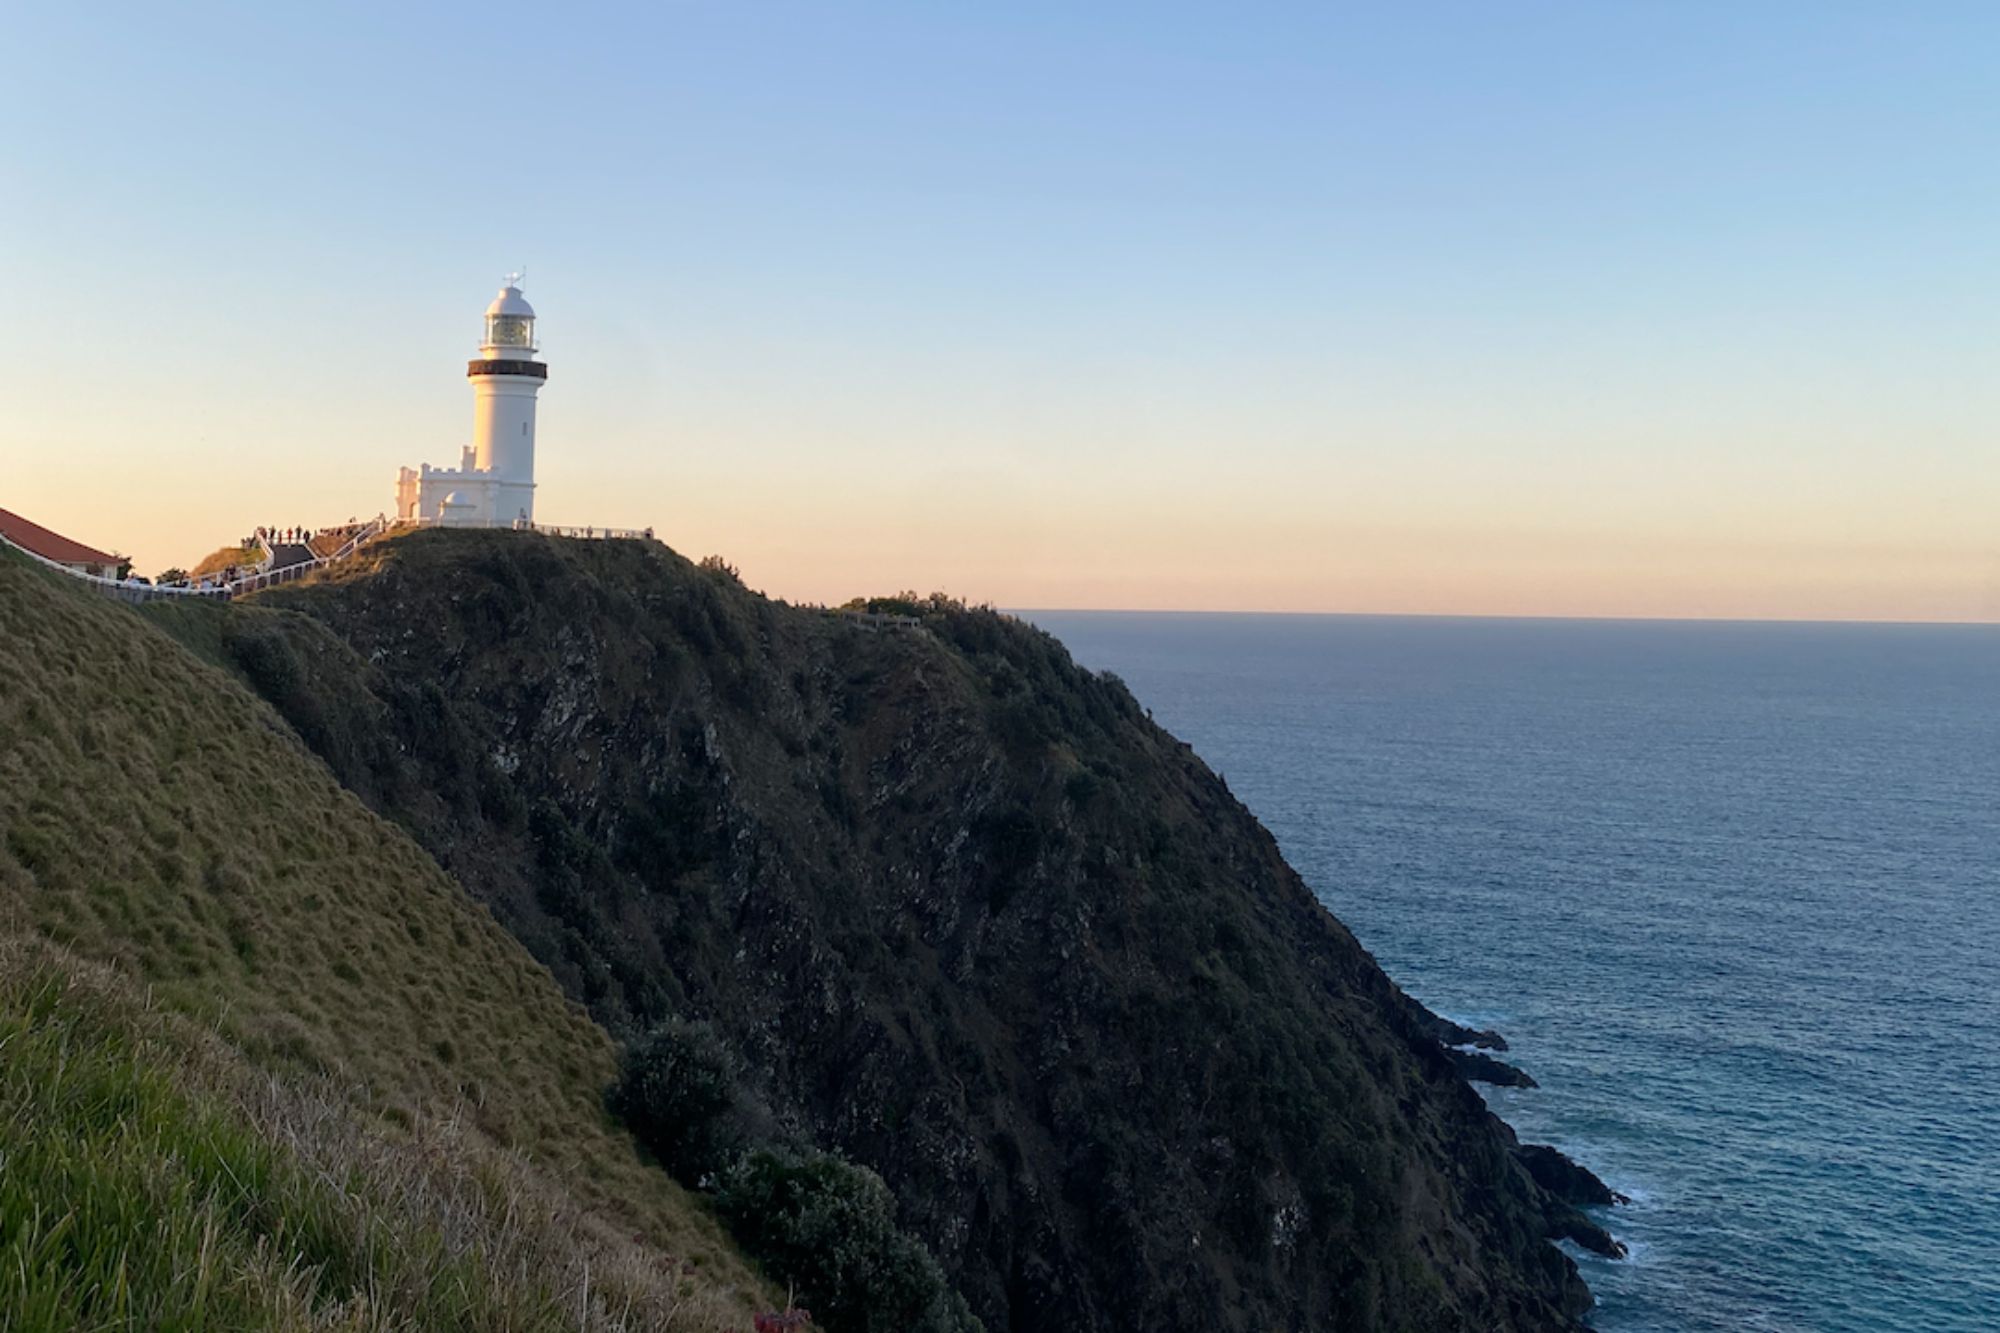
[6, 434, 1999, 625]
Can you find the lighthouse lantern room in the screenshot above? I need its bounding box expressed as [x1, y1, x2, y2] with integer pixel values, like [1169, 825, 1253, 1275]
[396, 275, 549, 528]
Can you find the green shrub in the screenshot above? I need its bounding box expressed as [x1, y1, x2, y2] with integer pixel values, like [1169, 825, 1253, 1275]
[697, 554, 742, 583]
[608, 1019, 748, 1184]
[225, 623, 302, 700]
[713, 1148, 981, 1333]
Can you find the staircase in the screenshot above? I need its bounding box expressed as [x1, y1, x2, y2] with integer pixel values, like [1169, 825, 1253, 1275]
[264, 542, 315, 571]
[228, 519, 387, 595]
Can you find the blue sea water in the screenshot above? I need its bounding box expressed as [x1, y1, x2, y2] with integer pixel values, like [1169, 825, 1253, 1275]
[1024, 612, 2000, 1333]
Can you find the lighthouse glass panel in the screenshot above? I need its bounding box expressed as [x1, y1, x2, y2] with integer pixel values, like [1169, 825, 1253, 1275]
[487, 315, 533, 348]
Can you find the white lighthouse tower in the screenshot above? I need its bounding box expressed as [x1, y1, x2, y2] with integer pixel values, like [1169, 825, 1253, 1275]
[395, 275, 549, 527]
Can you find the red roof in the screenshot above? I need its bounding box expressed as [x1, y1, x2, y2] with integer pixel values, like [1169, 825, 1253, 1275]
[0, 507, 122, 567]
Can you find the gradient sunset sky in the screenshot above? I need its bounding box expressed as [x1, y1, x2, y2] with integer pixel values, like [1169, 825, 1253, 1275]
[5, 3, 1998, 620]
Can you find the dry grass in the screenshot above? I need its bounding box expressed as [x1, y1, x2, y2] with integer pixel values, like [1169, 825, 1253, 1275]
[0, 937, 755, 1331]
[0, 548, 780, 1328]
[191, 542, 259, 577]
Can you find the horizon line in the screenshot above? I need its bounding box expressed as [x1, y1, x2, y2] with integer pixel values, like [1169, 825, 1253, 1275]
[1006, 606, 2000, 630]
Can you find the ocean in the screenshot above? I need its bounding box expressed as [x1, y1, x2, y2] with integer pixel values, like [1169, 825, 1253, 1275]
[1023, 612, 2000, 1333]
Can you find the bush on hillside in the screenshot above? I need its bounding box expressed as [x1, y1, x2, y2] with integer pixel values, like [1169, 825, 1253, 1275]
[697, 554, 742, 583]
[713, 1148, 982, 1333]
[607, 1031, 978, 1331]
[608, 1019, 751, 1184]
[228, 622, 304, 701]
[838, 591, 973, 620]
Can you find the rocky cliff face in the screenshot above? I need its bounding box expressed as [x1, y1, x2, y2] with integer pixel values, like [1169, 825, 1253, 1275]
[232, 530, 1600, 1331]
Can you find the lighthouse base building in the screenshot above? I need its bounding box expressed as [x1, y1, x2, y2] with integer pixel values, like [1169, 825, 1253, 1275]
[397, 278, 547, 528]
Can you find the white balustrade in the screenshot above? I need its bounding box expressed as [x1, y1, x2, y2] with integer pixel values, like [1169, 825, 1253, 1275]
[6, 513, 654, 607]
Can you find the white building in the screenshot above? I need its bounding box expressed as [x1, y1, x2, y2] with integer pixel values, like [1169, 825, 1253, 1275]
[396, 278, 548, 527]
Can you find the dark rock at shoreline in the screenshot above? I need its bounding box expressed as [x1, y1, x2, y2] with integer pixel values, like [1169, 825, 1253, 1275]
[1451, 1048, 1540, 1088]
[1517, 1144, 1630, 1207]
[1423, 1011, 1510, 1052]
[1406, 1010, 1627, 1263]
[1548, 1207, 1627, 1260]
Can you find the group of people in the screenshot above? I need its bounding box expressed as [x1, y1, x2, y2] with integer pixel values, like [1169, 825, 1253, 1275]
[257, 518, 368, 552]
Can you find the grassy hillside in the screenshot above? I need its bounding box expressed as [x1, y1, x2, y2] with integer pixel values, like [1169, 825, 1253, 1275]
[1, 936, 706, 1331]
[191, 541, 258, 577]
[0, 547, 780, 1329]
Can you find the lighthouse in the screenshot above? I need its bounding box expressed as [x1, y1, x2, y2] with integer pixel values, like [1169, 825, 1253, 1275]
[395, 275, 549, 527]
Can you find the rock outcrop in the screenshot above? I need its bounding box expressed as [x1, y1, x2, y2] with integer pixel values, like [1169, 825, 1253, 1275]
[1516, 1144, 1630, 1208]
[1449, 1048, 1541, 1088]
[1422, 1012, 1511, 1052]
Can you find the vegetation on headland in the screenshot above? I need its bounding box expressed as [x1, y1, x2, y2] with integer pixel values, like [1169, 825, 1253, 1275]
[218, 528, 1604, 1330]
[837, 590, 971, 617]
[3, 526, 1617, 1330]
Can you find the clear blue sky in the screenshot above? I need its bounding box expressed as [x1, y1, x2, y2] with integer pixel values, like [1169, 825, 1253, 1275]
[5, 2, 1999, 618]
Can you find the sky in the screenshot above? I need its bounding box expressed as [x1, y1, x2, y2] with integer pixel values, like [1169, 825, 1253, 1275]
[4, 2, 1999, 620]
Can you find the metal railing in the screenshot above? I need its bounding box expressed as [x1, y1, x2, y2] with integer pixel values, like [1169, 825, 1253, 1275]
[8, 511, 652, 608]
[512, 521, 654, 540]
[390, 517, 653, 541]
[835, 610, 923, 631]
[3, 515, 393, 605]
[0, 532, 231, 603]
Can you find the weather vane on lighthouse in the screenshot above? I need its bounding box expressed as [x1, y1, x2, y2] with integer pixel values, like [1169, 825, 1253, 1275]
[505, 268, 527, 289]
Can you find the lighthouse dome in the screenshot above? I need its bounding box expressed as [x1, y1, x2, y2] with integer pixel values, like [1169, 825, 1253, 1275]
[482, 277, 539, 354]
[486, 285, 536, 319]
